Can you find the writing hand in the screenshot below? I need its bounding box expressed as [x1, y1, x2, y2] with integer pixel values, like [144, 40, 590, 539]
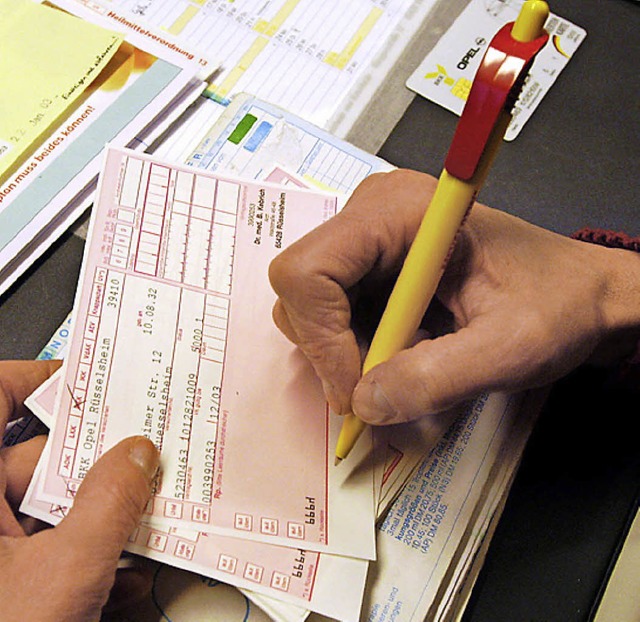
[269, 169, 640, 425]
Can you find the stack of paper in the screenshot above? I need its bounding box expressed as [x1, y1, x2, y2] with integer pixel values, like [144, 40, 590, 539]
[0, 0, 209, 297]
[23, 145, 377, 621]
[19, 96, 545, 620]
[0, 0, 466, 299]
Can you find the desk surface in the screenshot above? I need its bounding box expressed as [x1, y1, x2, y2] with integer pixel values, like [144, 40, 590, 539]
[1, 1, 638, 620]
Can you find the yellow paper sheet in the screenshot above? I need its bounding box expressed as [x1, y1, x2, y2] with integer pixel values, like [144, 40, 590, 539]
[0, 0, 123, 182]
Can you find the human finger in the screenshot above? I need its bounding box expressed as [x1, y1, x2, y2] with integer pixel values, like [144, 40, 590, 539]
[0, 360, 61, 427]
[57, 436, 159, 566]
[271, 298, 300, 345]
[0, 438, 159, 622]
[1, 434, 47, 511]
[350, 310, 539, 424]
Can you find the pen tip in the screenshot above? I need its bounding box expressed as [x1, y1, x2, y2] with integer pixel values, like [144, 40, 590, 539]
[334, 456, 342, 466]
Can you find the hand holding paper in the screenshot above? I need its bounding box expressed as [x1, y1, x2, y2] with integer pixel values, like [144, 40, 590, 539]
[0, 360, 159, 621]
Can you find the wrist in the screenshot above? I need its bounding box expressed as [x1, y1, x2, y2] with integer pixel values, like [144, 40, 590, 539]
[593, 243, 640, 363]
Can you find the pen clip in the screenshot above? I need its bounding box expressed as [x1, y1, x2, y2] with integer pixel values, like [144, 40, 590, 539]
[444, 22, 549, 181]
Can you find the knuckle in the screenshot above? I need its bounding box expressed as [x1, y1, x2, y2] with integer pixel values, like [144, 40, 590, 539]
[268, 249, 297, 293]
[268, 242, 320, 300]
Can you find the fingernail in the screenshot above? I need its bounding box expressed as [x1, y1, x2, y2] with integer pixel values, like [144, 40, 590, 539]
[353, 380, 396, 424]
[129, 438, 160, 481]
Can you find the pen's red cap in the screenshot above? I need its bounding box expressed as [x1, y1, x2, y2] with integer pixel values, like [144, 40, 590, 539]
[444, 22, 549, 181]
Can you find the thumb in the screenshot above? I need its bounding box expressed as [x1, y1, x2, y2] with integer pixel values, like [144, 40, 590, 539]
[351, 315, 536, 425]
[57, 436, 159, 567]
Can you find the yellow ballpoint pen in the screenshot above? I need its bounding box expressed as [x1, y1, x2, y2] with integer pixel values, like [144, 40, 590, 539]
[335, 0, 551, 464]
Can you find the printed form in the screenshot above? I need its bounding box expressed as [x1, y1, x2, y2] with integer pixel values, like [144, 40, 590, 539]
[24, 363, 369, 620]
[38, 147, 376, 561]
[361, 390, 544, 622]
[25, 464, 367, 620]
[21, 106, 404, 620]
[186, 94, 394, 190]
[77, 0, 428, 128]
